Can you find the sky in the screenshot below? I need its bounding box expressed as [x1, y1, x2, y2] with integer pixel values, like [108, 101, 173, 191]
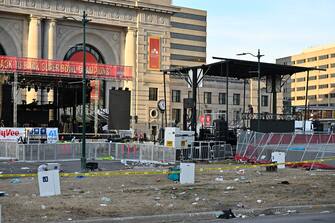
[173, 0, 335, 63]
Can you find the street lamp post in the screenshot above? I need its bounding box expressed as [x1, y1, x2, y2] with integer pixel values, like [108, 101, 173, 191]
[237, 49, 264, 132]
[64, 11, 90, 171]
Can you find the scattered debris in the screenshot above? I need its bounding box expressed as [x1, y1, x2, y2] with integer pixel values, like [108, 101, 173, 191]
[225, 186, 235, 191]
[216, 209, 236, 219]
[236, 202, 244, 208]
[280, 181, 290, 185]
[191, 202, 198, 205]
[101, 197, 112, 204]
[215, 176, 224, 182]
[256, 199, 262, 204]
[121, 160, 128, 166]
[10, 178, 21, 184]
[240, 176, 247, 181]
[86, 162, 99, 171]
[179, 191, 186, 195]
[237, 169, 245, 175]
[195, 197, 200, 202]
[236, 214, 248, 218]
[266, 165, 277, 172]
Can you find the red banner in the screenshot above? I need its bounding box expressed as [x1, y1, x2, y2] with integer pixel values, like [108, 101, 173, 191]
[0, 56, 132, 80]
[148, 36, 161, 70]
[199, 115, 211, 127]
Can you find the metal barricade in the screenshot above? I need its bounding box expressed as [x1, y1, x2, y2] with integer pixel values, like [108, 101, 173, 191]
[236, 131, 335, 165]
[6, 142, 175, 164]
[178, 141, 233, 161]
[0, 142, 18, 159]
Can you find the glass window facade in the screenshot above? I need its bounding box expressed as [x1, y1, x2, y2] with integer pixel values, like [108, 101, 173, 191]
[149, 88, 158, 101]
[172, 90, 181, 102]
[319, 84, 328, 89]
[171, 22, 206, 32]
[233, 94, 240, 105]
[319, 74, 329, 79]
[172, 109, 181, 124]
[204, 92, 212, 104]
[318, 54, 329, 60]
[171, 43, 206, 52]
[261, 95, 269, 107]
[171, 32, 206, 42]
[173, 12, 207, 21]
[218, 93, 226, 104]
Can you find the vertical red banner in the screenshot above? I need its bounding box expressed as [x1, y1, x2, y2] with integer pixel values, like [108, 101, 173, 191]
[205, 115, 211, 127]
[148, 36, 160, 70]
[90, 80, 100, 102]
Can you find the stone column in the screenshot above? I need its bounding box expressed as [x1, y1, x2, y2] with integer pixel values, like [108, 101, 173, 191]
[27, 16, 41, 104]
[45, 18, 56, 60]
[124, 27, 137, 127]
[27, 16, 41, 58]
[44, 19, 56, 119]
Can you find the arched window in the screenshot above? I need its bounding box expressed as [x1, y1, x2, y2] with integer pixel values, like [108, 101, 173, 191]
[63, 44, 105, 64]
[0, 44, 6, 55]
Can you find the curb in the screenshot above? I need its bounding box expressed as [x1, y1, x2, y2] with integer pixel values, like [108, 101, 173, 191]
[55, 203, 335, 223]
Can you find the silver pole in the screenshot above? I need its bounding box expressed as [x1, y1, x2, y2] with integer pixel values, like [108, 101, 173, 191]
[94, 80, 99, 136]
[13, 72, 18, 127]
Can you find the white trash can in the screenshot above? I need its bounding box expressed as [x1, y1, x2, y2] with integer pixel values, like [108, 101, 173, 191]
[271, 152, 286, 169]
[180, 162, 195, 184]
[37, 164, 61, 197]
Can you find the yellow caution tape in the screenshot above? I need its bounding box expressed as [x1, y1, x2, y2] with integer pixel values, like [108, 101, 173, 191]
[0, 156, 334, 178]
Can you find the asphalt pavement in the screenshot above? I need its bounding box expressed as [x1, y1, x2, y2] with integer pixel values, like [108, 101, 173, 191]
[220, 212, 335, 223]
[54, 212, 335, 223]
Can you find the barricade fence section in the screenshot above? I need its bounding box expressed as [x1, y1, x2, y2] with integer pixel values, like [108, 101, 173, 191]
[236, 131, 335, 167]
[0, 142, 18, 159]
[177, 141, 233, 161]
[0, 142, 176, 164]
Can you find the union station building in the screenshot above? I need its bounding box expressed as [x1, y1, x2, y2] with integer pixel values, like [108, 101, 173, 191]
[0, 0, 280, 137]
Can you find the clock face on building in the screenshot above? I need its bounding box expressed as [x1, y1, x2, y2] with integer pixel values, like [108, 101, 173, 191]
[157, 99, 166, 112]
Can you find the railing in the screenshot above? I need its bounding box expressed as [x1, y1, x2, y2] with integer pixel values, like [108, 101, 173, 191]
[0, 142, 176, 164]
[177, 141, 233, 161]
[236, 131, 335, 167]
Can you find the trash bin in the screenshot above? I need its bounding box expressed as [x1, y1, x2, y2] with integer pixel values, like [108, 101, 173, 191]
[37, 164, 61, 197]
[167, 165, 180, 181]
[180, 162, 195, 184]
